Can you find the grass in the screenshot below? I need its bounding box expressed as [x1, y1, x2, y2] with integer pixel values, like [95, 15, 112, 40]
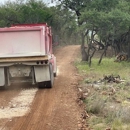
[75, 57, 130, 130]
[76, 58, 130, 81]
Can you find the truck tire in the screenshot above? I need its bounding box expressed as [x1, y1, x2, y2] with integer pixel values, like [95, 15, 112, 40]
[46, 64, 54, 88]
[38, 82, 46, 89]
[54, 72, 57, 77]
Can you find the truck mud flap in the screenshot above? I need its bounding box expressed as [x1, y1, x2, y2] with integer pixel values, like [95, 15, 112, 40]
[0, 67, 5, 86]
[34, 65, 50, 82]
[38, 64, 54, 88]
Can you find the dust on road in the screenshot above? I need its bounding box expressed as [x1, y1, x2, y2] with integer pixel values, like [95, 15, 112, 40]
[0, 45, 85, 130]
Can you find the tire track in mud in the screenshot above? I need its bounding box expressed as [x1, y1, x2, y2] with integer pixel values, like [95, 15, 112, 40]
[0, 88, 38, 119]
[0, 87, 38, 130]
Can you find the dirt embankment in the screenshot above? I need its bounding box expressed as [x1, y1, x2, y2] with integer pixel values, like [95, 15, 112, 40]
[0, 45, 88, 130]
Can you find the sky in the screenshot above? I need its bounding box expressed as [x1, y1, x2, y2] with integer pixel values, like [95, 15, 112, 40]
[0, 0, 51, 4]
[0, 0, 16, 4]
[0, 0, 56, 7]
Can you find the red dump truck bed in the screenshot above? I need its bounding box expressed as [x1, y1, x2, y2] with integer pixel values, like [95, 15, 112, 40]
[0, 23, 52, 58]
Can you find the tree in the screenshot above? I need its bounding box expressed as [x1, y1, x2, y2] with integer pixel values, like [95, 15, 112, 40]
[0, 0, 54, 26]
[58, 0, 130, 65]
[58, 0, 90, 61]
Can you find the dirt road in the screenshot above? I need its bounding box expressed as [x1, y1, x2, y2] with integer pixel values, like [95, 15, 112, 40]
[0, 45, 84, 130]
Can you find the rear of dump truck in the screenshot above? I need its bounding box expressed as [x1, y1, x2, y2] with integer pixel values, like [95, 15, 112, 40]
[0, 23, 56, 89]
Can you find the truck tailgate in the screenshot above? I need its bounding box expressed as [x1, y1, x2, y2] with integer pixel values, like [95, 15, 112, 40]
[0, 28, 45, 57]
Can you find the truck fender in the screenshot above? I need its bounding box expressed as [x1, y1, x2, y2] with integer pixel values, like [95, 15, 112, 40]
[49, 54, 57, 76]
[0, 67, 5, 86]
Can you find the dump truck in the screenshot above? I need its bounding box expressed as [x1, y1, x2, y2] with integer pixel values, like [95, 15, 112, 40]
[0, 23, 57, 89]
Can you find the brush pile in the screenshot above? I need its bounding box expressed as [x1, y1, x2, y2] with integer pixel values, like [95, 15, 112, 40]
[103, 74, 124, 83]
[115, 52, 128, 62]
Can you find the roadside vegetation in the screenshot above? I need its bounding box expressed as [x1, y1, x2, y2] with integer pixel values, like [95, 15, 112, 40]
[0, 0, 129, 129]
[59, 0, 130, 66]
[75, 53, 130, 130]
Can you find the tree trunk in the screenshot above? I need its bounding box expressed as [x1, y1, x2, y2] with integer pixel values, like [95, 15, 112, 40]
[98, 45, 108, 65]
[81, 33, 89, 61]
[89, 47, 96, 67]
[87, 28, 95, 66]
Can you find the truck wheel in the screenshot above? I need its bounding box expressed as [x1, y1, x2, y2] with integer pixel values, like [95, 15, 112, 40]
[38, 82, 46, 89]
[54, 72, 57, 77]
[2, 85, 8, 90]
[46, 64, 54, 88]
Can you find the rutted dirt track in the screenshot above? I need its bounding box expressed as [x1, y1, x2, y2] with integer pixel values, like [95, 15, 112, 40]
[0, 45, 84, 130]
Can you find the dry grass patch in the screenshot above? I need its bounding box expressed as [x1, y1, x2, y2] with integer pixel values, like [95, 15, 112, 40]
[75, 58, 130, 130]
